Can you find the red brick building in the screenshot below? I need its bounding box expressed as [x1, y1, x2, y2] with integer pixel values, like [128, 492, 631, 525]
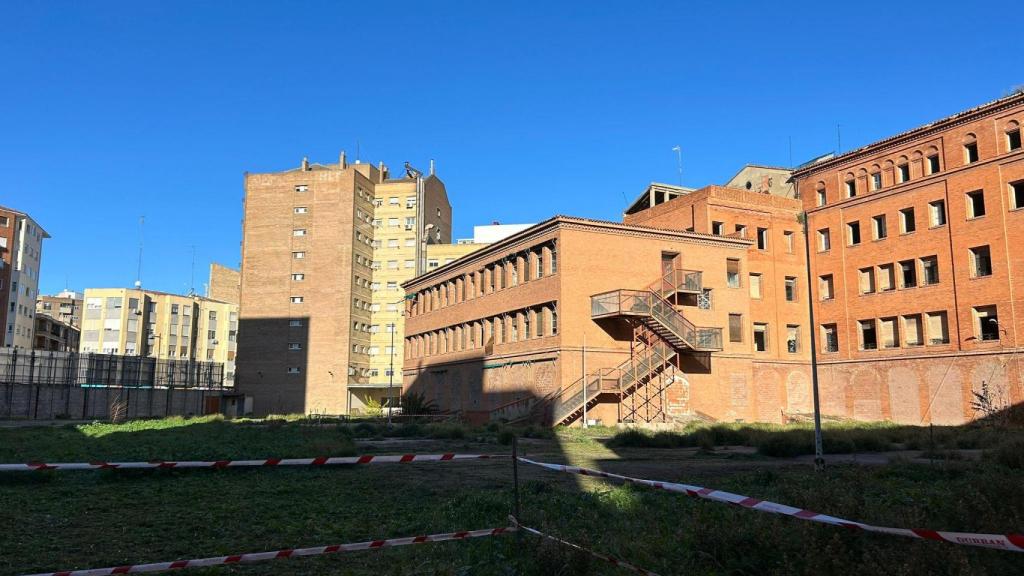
[793, 93, 1024, 424]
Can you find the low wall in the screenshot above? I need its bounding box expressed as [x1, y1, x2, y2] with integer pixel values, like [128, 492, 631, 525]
[0, 383, 218, 420]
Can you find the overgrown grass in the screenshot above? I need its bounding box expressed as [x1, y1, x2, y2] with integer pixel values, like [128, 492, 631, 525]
[1, 416, 1023, 575]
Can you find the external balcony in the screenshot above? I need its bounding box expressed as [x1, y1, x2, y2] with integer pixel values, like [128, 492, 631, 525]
[591, 289, 723, 352]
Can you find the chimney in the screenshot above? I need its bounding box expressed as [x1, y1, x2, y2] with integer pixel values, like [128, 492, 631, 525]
[429, 159, 435, 176]
[379, 161, 387, 182]
[339, 151, 347, 170]
[301, 157, 309, 171]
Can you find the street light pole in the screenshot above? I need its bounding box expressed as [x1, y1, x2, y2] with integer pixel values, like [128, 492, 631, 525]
[387, 322, 395, 426]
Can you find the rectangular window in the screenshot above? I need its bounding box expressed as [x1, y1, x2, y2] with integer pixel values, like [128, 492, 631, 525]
[293, 229, 306, 236]
[712, 221, 724, 235]
[898, 163, 910, 182]
[970, 245, 992, 277]
[821, 324, 839, 353]
[388, 218, 399, 228]
[288, 342, 302, 351]
[966, 190, 986, 218]
[389, 196, 399, 205]
[846, 221, 861, 245]
[928, 154, 940, 174]
[817, 228, 831, 251]
[783, 231, 794, 253]
[292, 251, 305, 259]
[404, 260, 415, 269]
[287, 367, 301, 374]
[786, 325, 800, 353]
[872, 215, 887, 240]
[965, 142, 979, 164]
[756, 228, 768, 250]
[846, 179, 857, 198]
[818, 274, 834, 300]
[289, 319, 303, 327]
[899, 208, 915, 233]
[878, 263, 895, 291]
[927, 311, 950, 344]
[405, 217, 415, 230]
[871, 172, 882, 190]
[929, 199, 946, 226]
[293, 207, 308, 215]
[817, 189, 826, 207]
[899, 260, 917, 288]
[921, 256, 939, 285]
[290, 296, 304, 304]
[735, 224, 747, 238]
[879, 317, 899, 349]
[1009, 128, 1022, 151]
[859, 319, 877, 350]
[387, 238, 399, 248]
[291, 273, 304, 281]
[749, 273, 762, 299]
[903, 314, 923, 346]
[858, 267, 875, 294]
[974, 306, 1000, 341]
[726, 259, 741, 288]
[728, 314, 743, 343]
[753, 323, 768, 352]
[294, 184, 308, 193]
[784, 277, 797, 301]
[1010, 181, 1024, 210]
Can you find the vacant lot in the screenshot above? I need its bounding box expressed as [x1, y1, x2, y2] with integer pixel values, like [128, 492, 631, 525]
[1, 416, 1023, 575]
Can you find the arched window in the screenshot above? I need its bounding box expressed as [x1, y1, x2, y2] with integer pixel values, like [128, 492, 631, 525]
[815, 181, 827, 207]
[963, 133, 979, 164]
[1006, 120, 1021, 151]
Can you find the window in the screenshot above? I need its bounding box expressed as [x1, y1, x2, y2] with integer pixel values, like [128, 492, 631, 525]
[970, 245, 992, 278]
[903, 315, 923, 346]
[1009, 127, 1022, 151]
[293, 229, 306, 237]
[858, 267, 875, 294]
[818, 274, 834, 301]
[817, 228, 831, 251]
[712, 221, 724, 235]
[748, 273, 762, 299]
[821, 324, 839, 353]
[784, 277, 797, 302]
[292, 251, 305, 259]
[927, 311, 950, 344]
[294, 207, 308, 214]
[294, 184, 308, 192]
[966, 190, 986, 218]
[551, 307, 558, 334]
[972, 306, 1000, 341]
[753, 323, 768, 352]
[405, 217, 415, 230]
[726, 259, 741, 288]
[786, 325, 800, 353]
[404, 260, 415, 269]
[389, 197, 399, 206]
[871, 172, 882, 190]
[783, 231, 794, 253]
[287, 367, 301, 374]
[388, 218, 399, 228]
[387, 238, 399, 248]
[387, 260, 399, 270]
[899, 208, 915, 234]
[898, 163, 910, 183]
[845, 179, 856, 198]
[927, 154, 940, 174]
[372, 219, 382, 228]
[290, 296, 304, 304]
[965, 141, 979, 164]
[879, 317, 899, 349]
[292, 273, 305, 281]
[872, 215, 887, 240]
[859, 319, 877, 350]
[899, 260, 917, 288]
[735, 224, 747, 238]
[387, 281, 398, 290]
[817, 188, 827, 207]
[928, 200, 946, 226]
[406, 196, 416, 208]
[846, 221, 861, 246]
[921, 256, 939, 285]
[288, 342, 302, 351]
[878, 263, 895, 291]
[1010, 181, 1024, 210]
[756, 228, 768, 250]
[728, 314, 743, 343]
[0, 215, 8, 227]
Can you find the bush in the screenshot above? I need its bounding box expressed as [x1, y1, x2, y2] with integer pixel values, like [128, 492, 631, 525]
[352, 421, 381, 437]
[497, 429, 516, 445]
[757, 431, 813, 457]
[389, 423, 424, 437]
[362, 398, 384, 418]
[400, 392, 438, 416]
[425, 422, 466, 439]
[607, 429, 653, 448]
[992, 439, 1024, 469]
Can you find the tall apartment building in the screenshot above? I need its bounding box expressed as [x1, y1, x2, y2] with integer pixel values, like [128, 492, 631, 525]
[1, 206, 49, 349]
[238, 154, 458, 415]
[793, 92, 1024, 425]
[79, 288, 238, 385]
[36, 289, 83, 328]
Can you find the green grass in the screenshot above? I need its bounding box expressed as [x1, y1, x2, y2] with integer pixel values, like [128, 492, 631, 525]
[1, 417, 1022, 575]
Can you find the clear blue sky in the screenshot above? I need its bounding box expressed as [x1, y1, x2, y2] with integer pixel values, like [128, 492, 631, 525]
[3, 1, 1022, 296]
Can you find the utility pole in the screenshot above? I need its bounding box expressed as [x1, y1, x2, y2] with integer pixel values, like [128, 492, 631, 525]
[801, 212, 825, 470]
[581, 333, 587, 428]
[387, 323, 395, 426]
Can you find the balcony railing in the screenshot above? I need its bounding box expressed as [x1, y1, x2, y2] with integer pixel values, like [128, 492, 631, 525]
[591, 289, 723, 351]
[648, 268, 703, 296]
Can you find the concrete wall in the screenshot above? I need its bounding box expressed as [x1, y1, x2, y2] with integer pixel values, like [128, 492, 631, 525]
[0, 383, 216, 420]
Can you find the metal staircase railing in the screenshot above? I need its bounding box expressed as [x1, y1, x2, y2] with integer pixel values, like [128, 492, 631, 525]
[591, 290, 722, 351]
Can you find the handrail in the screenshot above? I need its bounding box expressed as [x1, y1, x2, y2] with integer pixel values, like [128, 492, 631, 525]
[647, 268, 703, 298]
[591, 289, 723, 351]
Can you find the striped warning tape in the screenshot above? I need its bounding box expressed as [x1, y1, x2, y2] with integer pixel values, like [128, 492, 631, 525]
[0, 453, 500, 472]
[21, 526, 516, 576]
[510, 516, 661, 576]
[518, 457, 1024, 552]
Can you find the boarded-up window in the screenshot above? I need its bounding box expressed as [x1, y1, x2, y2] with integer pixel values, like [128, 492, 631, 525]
[878, 264, 895, 291]
[903, 315, 923, 346]
[749, 273, 762, 298]
[729, 314, 743, 342]
[927, 311, 949, 344]
[879, 317, 898, 348]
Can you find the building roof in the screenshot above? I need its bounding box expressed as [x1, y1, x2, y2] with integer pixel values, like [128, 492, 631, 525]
[623, 182, 695, 215]
[792, 91, 1024, 177]
[82, 286, 235, 305]
[0, 204, 51, 238]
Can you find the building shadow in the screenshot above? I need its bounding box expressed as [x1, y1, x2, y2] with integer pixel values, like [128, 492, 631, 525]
[235, 316, 309, 416]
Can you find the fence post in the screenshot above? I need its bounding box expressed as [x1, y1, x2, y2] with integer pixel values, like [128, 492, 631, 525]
[512, 435, 522, 521]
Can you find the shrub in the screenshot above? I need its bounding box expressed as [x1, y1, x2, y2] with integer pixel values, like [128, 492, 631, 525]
[497, 429, 516, 445]
[400, 391, 438, 416]
[390, 423, 424, 437]
[425, 422, 465, 439]
[757, 431, 813, 457]
[607, 429, 652, 448]
[352, 421, 381, 437]
[362, 398, 384, 418]
[992, 439, 1024, 469]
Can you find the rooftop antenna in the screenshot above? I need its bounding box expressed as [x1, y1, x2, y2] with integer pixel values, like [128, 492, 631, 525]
[356, 139, 361, 164]
[671, 145, 683, 187]
[788, 136, 793, 168]
[135, 216, 144, 289]
[836, 124, 842, 154]
[189, 245, 196, 296]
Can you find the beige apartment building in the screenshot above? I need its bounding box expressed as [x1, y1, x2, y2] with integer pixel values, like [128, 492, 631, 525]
[36, 289, 83, 328]
[239, 154, 467, 416]
[79, 288, 238, 386]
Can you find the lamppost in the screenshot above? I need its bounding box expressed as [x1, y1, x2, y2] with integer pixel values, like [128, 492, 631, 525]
[387, 322, 395, 426]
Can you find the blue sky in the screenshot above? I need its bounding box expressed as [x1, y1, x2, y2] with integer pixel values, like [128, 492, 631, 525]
[2, 1, 1022, 296]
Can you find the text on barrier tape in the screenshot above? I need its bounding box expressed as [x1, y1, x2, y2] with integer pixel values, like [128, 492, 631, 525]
[517, 457, 1024, 553]
[0, 453, 499, 472]
[22, 526, 516, 576]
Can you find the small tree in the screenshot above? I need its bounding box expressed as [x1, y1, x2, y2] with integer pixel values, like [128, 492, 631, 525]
[971, 380, 1010, 426]
[362, 397, 384, 418]
[400, 391, 438, 416]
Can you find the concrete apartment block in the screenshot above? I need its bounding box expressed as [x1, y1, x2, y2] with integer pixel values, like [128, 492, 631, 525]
[34, 313, 80, 352]
[36, 290, 83, 329]
[793, 93, 1024, 424]
[0, 206, 48, 350]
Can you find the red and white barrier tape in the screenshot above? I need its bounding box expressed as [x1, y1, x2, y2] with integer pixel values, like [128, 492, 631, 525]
[0, 453, 498, 472]
[511, 516, 660, 576]
[518, 457, 1024, 552]
[22, 526, 516, 576]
